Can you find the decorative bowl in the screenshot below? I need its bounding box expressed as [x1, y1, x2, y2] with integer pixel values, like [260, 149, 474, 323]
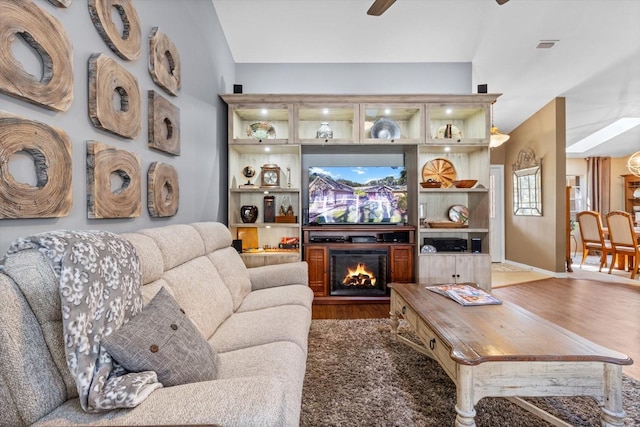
[370, 118, 401, 139]
[427, 221, 468, 229]
[452, 179, 477, 188]
[246, 122, 276, 139]
[420, 181, 442, 188]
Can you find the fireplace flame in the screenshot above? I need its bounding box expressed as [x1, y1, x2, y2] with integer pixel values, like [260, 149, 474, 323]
[343, 262, 377, 287]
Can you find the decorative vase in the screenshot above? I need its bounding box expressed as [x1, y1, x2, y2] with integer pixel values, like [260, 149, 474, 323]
[240, 205, 258, 223]
[316, 122, 333, 139]
[444, 124, 453, 138]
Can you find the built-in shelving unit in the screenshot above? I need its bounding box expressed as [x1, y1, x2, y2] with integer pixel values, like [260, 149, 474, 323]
[221, 94, 499, 294]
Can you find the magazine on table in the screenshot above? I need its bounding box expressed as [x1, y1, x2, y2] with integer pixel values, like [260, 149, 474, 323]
[426, 283, 502, 306]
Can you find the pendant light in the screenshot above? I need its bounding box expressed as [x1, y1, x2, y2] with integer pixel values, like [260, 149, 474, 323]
[489, 102, 510, 148]
[627, 151, 640, 177]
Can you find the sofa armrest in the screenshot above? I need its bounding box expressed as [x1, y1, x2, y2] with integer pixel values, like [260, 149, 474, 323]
[248, 261, 308, 291]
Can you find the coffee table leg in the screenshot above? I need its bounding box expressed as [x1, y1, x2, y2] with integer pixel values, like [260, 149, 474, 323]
[390, 312, 398, 341]
[600, 364, 625, 427]
[455, 365, 477, 427]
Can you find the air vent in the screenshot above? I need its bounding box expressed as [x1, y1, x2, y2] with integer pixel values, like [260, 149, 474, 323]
[536, 40, 558, 49]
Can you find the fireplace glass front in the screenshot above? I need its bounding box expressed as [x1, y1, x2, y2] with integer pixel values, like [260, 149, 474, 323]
[329, 249, 388, 296]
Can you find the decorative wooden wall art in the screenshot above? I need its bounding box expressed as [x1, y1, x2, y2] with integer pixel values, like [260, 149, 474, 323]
[148, 90, 180, 155]
[88, 53, 141, 139]
[148, 27, 181, 96]
[86, 141, 141, 218]
[88, 0, 141, 61]
[47, 0, 71, 7]
[147, 162, 179, 217]
[0, 111, 72, 218]
[0, 0, 73, 111]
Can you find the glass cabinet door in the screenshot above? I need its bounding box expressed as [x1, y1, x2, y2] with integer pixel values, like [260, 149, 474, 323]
[296, 104, 357, 143]
[230, 104, 291, 144]
[361, 104, 424, 144]
[427, 104, 488, 143]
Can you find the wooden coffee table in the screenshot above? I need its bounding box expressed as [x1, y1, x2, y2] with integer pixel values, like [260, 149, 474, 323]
[389, 283, 633, 427]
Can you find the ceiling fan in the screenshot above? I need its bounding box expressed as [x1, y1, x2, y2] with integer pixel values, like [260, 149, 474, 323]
[367, 0, 509, 16]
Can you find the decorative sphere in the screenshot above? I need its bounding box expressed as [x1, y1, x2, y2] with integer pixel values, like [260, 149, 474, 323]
[627, 152, 640, 177]
[242, 165, 256, 179]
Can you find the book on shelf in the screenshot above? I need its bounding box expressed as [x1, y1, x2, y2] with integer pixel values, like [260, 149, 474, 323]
[426, 283, 502, 306]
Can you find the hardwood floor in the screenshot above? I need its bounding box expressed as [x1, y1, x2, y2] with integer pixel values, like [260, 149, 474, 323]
[312, 276, 640, 381]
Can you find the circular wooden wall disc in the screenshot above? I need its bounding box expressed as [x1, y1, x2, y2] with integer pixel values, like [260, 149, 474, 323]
[88, 0, 141, 61]
[422, 158, 457, 188]
[0, 0, 73, 111]
[147, 162, 179, 217]
[48, 0, 71, 7]
[0, 111, 72, 218]
[86, 141, 141, 218]
[148, 90, 180, 155]
[148, 27, 181, 96]
[88, 53, 141, 139]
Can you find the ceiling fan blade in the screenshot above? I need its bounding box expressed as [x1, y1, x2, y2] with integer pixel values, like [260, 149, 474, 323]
[367, 0, 397, 16]
[496, 0, 510, 4]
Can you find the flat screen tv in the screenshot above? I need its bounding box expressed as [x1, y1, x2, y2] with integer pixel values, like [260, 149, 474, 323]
[308, 166, 407, 224]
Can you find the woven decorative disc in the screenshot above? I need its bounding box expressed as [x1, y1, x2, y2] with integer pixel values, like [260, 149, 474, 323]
[421, 158, 457, 188]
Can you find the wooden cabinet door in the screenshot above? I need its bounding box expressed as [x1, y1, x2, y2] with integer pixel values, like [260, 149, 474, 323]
[390, 245, 414, 283]
[418, 255, 457, 285]
[456, 254, 491, 290]
[305, 246, 327, 296]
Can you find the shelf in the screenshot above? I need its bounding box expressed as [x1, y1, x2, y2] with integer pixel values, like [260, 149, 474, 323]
[419, 227, 489, 233]
[231, 187, 301, 193]
[419, 187, 488, 193]
[232, 222, 300, 228]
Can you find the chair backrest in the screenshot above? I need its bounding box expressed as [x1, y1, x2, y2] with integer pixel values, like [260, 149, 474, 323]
[577, 211, 605, 244]
[606, 210, 636, 247]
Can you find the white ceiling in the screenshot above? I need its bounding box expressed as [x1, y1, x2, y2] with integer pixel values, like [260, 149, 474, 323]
[212, 0, 640, 159]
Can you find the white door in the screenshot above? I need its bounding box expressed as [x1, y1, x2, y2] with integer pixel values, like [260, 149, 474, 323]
[490, 165, 505, 262]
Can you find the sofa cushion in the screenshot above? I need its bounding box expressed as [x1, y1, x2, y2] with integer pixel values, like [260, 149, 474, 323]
[121, 233, 164, 285]
[161, 256, 234, 339]
[216, 341, 307, 425]
[209, 305, 311, 355]
[192, 222, 233, 252]
[102, 287, 218, 387]
[33, 376, 291, 427]
[138, 224, 205, 270]
[237, 285, 313, 313]
[207, 247, 252, 311]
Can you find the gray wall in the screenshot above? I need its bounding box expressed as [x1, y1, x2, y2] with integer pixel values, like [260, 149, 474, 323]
[0, 0, 234, 253]
[236, 63, 471, 94]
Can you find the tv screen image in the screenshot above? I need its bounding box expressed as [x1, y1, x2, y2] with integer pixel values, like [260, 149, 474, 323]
[308, 166, 407, 224]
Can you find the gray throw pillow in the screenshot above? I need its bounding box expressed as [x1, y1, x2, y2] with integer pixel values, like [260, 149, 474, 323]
[102, 287, 218, 387]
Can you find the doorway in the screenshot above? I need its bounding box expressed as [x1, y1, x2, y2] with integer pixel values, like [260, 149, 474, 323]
[490, 165, 505, 262]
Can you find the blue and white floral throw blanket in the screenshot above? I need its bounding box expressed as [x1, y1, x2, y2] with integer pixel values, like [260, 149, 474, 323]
[1, 230, 162, 412]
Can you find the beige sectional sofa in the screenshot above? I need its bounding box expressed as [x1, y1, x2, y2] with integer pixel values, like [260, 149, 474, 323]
[0, 222, 314, 426]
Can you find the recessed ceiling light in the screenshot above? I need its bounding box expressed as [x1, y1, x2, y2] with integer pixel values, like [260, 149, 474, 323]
[261, 108, 268, 115]
[536, 40, 558, 49]
[566, 118, 640, 153]
[445, 108, 452, 115]
[384, 108, 391, 115]
[323, 108, 329, 114]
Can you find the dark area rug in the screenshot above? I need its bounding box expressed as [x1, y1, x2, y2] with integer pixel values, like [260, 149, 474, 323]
[300, 319, 639, 426]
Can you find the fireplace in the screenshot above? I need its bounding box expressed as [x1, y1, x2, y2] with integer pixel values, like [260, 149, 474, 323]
[329, 249, 388, 296]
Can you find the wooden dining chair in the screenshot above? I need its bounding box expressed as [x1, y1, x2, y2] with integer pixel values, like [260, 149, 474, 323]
[605, 210, 640, 279]
[576, 211, 612, 271]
